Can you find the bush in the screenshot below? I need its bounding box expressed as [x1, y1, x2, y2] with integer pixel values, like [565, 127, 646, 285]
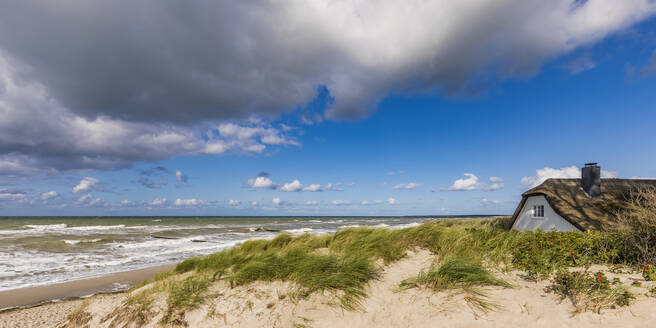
[549, 270, 634, 313]
[614, 186, 656, 265]
[507, 231, 626, 278]
[642, 264, 656, 281]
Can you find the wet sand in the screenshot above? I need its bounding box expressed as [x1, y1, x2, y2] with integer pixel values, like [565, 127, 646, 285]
[0, 264, 175, 310]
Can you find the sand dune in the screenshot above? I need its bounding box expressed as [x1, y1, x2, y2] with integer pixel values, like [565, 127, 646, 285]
[3, 249, 656, 327]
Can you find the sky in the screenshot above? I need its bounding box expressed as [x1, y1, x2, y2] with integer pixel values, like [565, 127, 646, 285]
[1, 0, 656, 216]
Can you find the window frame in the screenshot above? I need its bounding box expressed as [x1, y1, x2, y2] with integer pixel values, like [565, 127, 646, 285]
[533, 205, 544, 218]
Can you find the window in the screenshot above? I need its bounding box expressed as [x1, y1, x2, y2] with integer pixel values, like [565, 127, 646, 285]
[533, 205, 544, 218]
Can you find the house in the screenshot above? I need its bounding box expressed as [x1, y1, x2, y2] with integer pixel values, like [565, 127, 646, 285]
[510, 163, 656, 232]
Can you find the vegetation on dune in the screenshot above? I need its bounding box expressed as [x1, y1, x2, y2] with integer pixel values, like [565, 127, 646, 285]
[400, 256, 512, 311]
[109, 192, 656, 324]
[171, 214, 654, 313]
[548, 270, 634, 313]
[402, 257, 511, 291]
[58, 300, 92, 328]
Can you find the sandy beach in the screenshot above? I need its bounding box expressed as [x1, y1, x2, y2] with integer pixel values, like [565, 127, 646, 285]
[0, 264, 175, 311]
[2, 249, 656, 328]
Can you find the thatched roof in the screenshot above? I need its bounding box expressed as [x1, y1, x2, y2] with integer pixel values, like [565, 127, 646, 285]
[510, 179, 656, 231]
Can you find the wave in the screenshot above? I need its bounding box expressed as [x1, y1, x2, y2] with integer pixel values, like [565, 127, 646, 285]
[283, 228, 313, 234]
[63, 239, 102, 245]
[390, 222, 421, 229]
[339, 224, 361, 229]
[67, 225, 126, 231]
[24, 224, 68, 230]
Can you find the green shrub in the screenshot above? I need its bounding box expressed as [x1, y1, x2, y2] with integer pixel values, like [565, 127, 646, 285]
[549, 270, 634, 313]
[642, 264, 656, 281]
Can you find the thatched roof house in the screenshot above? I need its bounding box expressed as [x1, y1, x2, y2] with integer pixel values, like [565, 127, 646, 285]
[510, 164, 656, 232]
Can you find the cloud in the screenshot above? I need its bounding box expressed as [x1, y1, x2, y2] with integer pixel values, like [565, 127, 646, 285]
[562, 54, 596, 75]
[360, 200, 383, 206]
[176, 170, 188, 185]
[0, 189, 26, 201]
[332, 200, 352, 206]
[141, 166, 168, 175]
[0, 54, 300, 173]
[149, 197, 167, 206]
[387, 197, 400, 205]
[520, 165, 619, 188]
[247, 176, 277, 189]
[281, 180, 303, 192]
[1, 1, 654, 171]
[1, 0, 651, 122]
[173, 198, 207, 206]
[489, 176, 504, 182]
[250, 201, 258, 206]
[446, 174, 480, 191]
[229, 199, 241, 207]
[40, 191, 58, 200]
[305, 200, 319, 206]
[481, 197, 501, 205]
[322, 183, 343, 191]
[72, 177, 99, 194]
[77, 193, 101, 206]
[272, 197, 282, 205]
[638, 50, 656, 78]
[392, 182, 420, 190]
[138, 176, 166, 189]
[485, 183, 505, 191]
[302, 184, 322, 192]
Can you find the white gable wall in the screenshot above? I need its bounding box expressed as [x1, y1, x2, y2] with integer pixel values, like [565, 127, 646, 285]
[512, 195, 581, 232]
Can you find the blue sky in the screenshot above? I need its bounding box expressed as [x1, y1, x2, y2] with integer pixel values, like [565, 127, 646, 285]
[1, 1, 656, 216]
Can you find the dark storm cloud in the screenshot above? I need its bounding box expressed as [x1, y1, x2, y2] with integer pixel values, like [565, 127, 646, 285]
[0, 1, 655, 173]
[2, 1, 654, 123]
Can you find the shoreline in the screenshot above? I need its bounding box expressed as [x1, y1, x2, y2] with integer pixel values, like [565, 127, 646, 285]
[0, 263, 176, 311]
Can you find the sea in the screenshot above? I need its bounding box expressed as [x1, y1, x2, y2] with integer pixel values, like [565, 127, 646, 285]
[0, 216, 487, 292]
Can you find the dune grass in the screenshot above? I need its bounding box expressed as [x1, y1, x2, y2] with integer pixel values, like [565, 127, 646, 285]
[402, 257, 512, 291]
[113, 215, 652, 324]
[400, 256, 512, 312]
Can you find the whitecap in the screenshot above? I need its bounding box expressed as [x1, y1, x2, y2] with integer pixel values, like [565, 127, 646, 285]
[283, 228, 313, 234]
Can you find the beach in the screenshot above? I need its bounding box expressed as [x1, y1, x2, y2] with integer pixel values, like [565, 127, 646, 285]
[2, 250, 656, 328]
[0, 264, 175, 310]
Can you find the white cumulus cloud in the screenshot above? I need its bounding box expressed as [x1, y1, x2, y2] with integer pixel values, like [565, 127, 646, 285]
[40, 191, 58, 200]
[229, 199, 241, 206]
[520, 166, 619, 188]
[247, 176, 276, 189]
[387, 197, 400, 205]
[446, 173, 480, 191]
[302, 184, 322, 192]
[281, 180, 303, 192]
[72, 177, 99, 194]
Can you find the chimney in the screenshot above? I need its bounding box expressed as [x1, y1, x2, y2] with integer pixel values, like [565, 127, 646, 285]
[581, 163, 601, 198]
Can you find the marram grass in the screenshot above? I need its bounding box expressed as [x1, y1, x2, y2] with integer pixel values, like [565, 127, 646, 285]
[115, 216, 653, 324]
